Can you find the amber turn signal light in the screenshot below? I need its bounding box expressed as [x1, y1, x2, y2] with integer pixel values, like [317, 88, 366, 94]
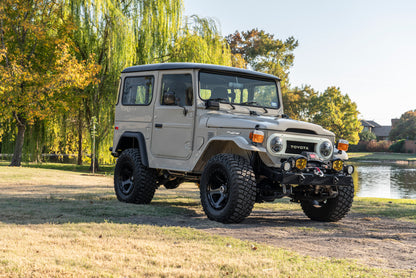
[337, 139, 349, 152]
[249, 130, 264, 143]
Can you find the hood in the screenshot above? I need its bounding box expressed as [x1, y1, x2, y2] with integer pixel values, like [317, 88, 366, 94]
[206, 113, 334, 137]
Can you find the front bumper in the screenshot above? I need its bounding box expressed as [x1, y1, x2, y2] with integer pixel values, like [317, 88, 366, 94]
[280, 171, 353, 186]
[261, 166, 353, 186]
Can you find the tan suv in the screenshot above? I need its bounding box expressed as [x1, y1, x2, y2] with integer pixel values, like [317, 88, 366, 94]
[110, 63, 355, 223]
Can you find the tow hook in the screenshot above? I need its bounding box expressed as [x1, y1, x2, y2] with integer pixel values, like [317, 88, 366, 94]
[314, 167, 324, 177]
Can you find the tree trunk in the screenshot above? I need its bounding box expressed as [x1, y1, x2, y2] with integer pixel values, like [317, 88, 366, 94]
[10, 122, 26, 166]
[77, 108, 83, 165]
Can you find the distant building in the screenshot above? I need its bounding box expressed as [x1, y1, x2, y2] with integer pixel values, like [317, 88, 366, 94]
[360, 120, 392, 141]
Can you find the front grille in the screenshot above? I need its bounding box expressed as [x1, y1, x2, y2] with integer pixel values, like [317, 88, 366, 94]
[285, 141, 315, 154]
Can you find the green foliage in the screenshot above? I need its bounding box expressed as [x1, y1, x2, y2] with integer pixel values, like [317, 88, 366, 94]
[0, 0, 98, 166]
[283, 85, 317, 121]
[169, 16, 232, 65]
[389, 139, 406, 153]
[309, 87, 362, 144]
[226, 29, 298, 90]
[389, 109, 416, 140]
[359, 130, 377, 141]
[1, 1, 366, 166]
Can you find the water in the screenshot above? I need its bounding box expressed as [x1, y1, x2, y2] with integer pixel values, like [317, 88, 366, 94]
[353, 163, 416, 199]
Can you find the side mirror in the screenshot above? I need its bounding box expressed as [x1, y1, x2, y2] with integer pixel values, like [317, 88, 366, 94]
[163, 91, 176, 105]
[205, 99, 220, 110]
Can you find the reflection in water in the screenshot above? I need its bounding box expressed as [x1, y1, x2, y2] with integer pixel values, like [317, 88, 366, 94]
[353, 164, 416, 199]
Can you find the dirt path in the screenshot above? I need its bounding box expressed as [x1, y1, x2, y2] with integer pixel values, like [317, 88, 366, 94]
[128, 208, 416, 270]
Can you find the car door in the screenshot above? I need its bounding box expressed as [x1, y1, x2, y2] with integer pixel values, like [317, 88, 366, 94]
[150, 72, 195, 159]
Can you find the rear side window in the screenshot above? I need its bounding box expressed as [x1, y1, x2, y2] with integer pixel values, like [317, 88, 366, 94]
[122, 76, 154, 105]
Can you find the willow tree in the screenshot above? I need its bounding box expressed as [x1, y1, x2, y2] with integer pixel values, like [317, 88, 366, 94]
[65, 0, 134, 167]
[134, 0, 183, 64]
[0, 0, 98, 166]
[169, 15, 232, 65]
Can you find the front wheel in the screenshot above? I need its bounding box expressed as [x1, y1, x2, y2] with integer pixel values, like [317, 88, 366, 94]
[200, 154, 256, 223]
[300, 185, 354, 222]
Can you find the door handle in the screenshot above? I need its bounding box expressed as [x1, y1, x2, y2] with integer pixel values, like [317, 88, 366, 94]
[155, 123, 163, 128]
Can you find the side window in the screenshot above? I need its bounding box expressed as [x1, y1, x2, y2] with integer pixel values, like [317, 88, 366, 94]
[122, 76, 153, 105]
[161, 74, 193, 106]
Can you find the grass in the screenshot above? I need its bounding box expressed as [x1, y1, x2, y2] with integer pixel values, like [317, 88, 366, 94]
[349, 152, 416, 161]
[352, 197, 416, 223]
[0, 165, 414, 277]
[0, 160, 115, 175]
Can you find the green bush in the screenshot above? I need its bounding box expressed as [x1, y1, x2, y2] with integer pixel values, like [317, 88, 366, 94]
[389, 139, 406, 153]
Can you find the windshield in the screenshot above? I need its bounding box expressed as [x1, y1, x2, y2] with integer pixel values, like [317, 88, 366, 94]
[199, 71, 279, 109]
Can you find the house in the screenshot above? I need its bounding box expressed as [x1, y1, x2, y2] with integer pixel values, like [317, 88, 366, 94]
[360, 120, 392, 141]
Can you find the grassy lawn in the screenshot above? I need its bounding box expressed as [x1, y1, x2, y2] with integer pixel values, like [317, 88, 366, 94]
[0, 160, 115, 174]
[348, 152, 416, 161]
[352, 197, 416, 223]
[0, 165, 413, 277]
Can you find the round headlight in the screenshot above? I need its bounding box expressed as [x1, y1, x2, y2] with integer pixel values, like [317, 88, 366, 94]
[319, 141, 333, 159]
[266, 134, 286, 155]
[270, 137, 283, 152]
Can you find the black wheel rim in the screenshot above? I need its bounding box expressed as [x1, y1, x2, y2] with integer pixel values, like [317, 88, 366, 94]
[118, 161, 134, 195]
[206, 165, 229, 210]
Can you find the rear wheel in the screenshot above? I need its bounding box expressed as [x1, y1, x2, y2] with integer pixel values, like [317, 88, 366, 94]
[200, 154, 256, 223]
[114, 148, 156, 204]
[300, 185, 354, 222]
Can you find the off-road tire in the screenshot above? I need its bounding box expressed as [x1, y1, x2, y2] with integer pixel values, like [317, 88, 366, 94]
[300, 184, 354, 222]
[114, 148, 156, 204]
[200, 154, 256, 223]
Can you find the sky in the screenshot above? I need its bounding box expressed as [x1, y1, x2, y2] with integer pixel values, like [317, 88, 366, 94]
[183, 0, 416, 125]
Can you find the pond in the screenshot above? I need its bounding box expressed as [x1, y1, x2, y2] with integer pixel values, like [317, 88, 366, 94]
[353, 163, 416, 199]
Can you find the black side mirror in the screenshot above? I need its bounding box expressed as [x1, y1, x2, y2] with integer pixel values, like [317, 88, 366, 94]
[163, 91, 176, 105]
[205, 99, 220, 110]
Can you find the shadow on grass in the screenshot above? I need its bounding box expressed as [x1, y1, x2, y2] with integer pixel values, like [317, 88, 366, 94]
[0, 191, 317, 230]
[0, 194, 202, 225]
[0, 161, 115, 174]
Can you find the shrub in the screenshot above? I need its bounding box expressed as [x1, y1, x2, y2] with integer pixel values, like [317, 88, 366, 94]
[350, 140, 392, 152]
[366, 140, 392, 152]
[389, 140, 406, 153]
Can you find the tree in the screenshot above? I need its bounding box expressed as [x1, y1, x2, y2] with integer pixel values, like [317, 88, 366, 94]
[283, 85, 317, 121]
[226, 29, 298, 90]
[310, 87, 362, 144]
[0, 0, 98, 166]
[169, 15, 232, 65]
[389, 110, 416, 140]
[359, 130, 377, 141]
[66, 0, 184, 169]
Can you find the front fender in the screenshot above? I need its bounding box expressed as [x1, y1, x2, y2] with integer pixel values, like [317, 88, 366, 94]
[191, 135, 268, 172]
[206, 135, 267, 152]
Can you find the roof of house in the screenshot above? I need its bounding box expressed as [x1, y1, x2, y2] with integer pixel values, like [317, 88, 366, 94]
[373, 126, 392, 137]
[121, 63, 280, 80]
[361, 120, 382, 128]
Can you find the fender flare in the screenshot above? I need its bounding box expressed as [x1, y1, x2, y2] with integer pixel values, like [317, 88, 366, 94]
[116, 132, 149, 167]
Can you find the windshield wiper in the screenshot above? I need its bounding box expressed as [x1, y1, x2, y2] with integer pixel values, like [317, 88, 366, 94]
[240, 101, 268, 113]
